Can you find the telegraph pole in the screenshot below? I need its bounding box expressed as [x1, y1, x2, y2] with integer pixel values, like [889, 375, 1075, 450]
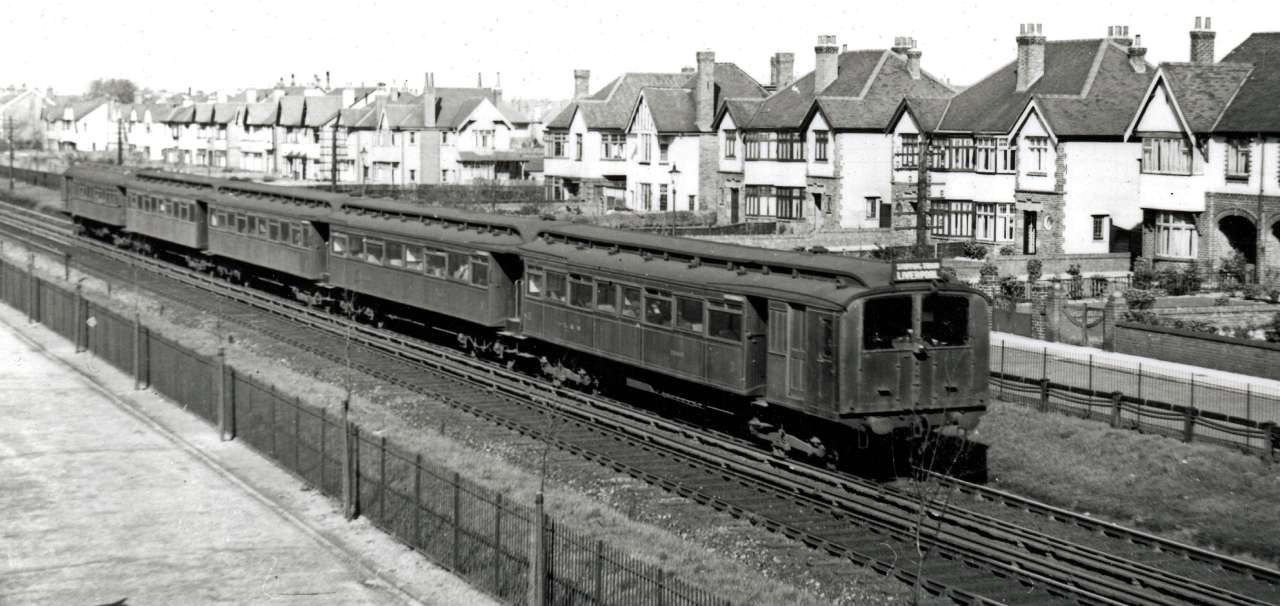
[117, 119, 125, 166]
[914, 132, 932, 250]
[331, 124, 338, 192]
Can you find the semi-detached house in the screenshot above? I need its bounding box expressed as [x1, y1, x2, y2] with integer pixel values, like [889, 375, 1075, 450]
[543, 55, 766, 212]
[718, 35, 953, 231]
[889, 24, 1154, 256]
[1125, 21, 1280, 278]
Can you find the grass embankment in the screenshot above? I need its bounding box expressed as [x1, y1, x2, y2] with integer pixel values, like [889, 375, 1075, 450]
[979, 401, 1280, 563]
[0, 181, 65, 213]
[0, 239, 910, 605]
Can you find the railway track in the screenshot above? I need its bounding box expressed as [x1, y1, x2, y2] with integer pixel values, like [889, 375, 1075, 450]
[2, 200, 1277, 605]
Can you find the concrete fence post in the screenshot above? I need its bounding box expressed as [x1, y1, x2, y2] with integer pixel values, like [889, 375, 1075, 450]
[493, 492, 503, 592]
[132, 313, 142, 390]
[1182, 407, 1198, 443]
[452, 471, 461, 570]
[62, 252, 70, 282]
[414, 454, 424, 548]
[215, 348, 233, 440]
[342, 404, 357, 521]
[1110, 392, 1123, 428]
[1262, 422, 1277, 464]
[1039, 378, 1050, 412]
[1103, 291, 1122, 351]
[530, 492, 546, 606]
[73, 283, 83, 353]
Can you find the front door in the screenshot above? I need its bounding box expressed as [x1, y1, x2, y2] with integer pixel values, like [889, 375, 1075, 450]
[730, 188, 740, 223]
[879, 202, 893, 228]
[1023, 211, 1038, 255]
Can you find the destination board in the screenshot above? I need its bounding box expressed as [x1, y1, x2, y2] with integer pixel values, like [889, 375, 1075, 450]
[891, 260, 942, 282]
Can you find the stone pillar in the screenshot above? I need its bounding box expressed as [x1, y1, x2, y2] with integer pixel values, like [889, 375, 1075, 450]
[1030, 281, 1063, 342]
[1102, 290, 1123, 351]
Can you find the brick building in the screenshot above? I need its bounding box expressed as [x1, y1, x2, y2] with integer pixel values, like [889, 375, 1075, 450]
[718, 35, 953, 231]
[1125, 19, 1280, 279]
[888, 24, 1155, 255]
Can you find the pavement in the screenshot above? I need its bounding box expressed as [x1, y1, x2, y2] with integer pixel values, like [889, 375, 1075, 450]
[0, 304, 498, 605]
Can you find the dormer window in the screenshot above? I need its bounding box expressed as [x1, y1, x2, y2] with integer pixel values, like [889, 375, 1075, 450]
[1225, 139, 1250, 181]
[1141, 137, 1190, 175]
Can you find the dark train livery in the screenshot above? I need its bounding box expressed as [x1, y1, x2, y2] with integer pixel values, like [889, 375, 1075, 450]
[64, 165, 988, 465]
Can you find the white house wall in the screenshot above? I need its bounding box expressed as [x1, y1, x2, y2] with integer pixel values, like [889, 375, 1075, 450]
[1134, 85, 1183, 133]
[1061, 141, 1142, 253]
[1205, 136, 1280, 198]
[836, 132, 894, 228]
[1014, 111, 1056, 193]
[718, 113, 742, 174]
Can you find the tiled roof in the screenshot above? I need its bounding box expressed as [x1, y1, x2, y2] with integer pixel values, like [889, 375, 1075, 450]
[1155, 63, 1253, 133]
[550, 64, 764, 132]
[193, 103, 215, 123]
[637, 88, 698, 133]
[245, 101, 278, 126]
[162, 105, 195, 124]
[278, 96, 305, 126]
[740, 50, 951, 130]
[1215, 33, 1280, 133]
[894, 97, 951, 133]
[212, 103, 241, 124]
[938, 39, 1152, 137]
[457, 150, 542, 162]
[44, 98, 109, 122]
[339, 105, 379, 129]
[498, 102, 531, 125]
[303, 96, 342, 127]
[440, 97, 485, 129]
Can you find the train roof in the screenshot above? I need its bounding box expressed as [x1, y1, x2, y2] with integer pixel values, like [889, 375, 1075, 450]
[532, 224, 894, 289]
[132, 170, 221, 190]
[215, 180, 348, 207]
[65, 165, 132, 187]
[331, 198, 548, 251]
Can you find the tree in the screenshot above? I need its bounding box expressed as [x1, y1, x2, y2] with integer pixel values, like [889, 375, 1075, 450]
[88, 78, 139, 104]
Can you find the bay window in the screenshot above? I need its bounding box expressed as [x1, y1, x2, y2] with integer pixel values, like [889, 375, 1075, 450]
[931, 200, 974, 237]
[1155, 212, 1198, 258]
[547, 133, 566, 158]
[895, 134, 919, 169]
[601, 133, 626, 160]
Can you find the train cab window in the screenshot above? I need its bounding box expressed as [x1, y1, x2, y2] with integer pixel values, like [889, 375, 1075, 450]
[268, 220, 281, 242]
[448, 252, 471, 282]
[364, 240, 385, 265]
[708, 300, 743, 341]
[620, 286, 641, 319]
[644, 289, 674, 327]
[569, 276, 593, 309]
[470, 256, 489, 286]
[209, 212, 222, 228]
[247, 216, 258, 234]
[595, 281, 617, 313]
[922, 294, 969, 346]
[404, 246, 424, 272]
[331, 233, 348, 256]
[545, 272, 567, 303]
[676, 297, 704, 333]
[526, 269, 545, 297]
[386, 242, 405, 268]
[425, 249, 448, 277]
[864, 296, 913, 350]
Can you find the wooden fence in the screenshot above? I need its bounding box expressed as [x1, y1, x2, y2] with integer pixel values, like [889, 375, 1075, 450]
[0, 257, 730, 606]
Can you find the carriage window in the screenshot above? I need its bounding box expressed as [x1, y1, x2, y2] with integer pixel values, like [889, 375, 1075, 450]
[470, 255, 489, 286]
[922, 294, 969, 346]
[818, 316, 835, 361]
[526, 269, 545, 297]
[595, 281, 617, 313]
[404, 246, 424, 272]
[676, 297, 704, 332]
[364, 240, 384, 265]
[448, 252, 471, 282]
[864, 296, 913, 350]
[644, 289, 673, 327]
[235, 213, 248, 233]
[331, 233, 348, 256]
[257, 217, 269, 237]
[546, 272, 567, 302]
[708, 300, 743, 341]
[347, 235, 364, 259]
[569, 276, 594, 309]
[386, 242, 405, 268]
[178, 203, 189, 221]
[290, 224, 305, 247]
[425, 249, 448, 277]
[209, 212, 221, 228]
[268, 220, 281, 242]
[621, 286, 641, 318]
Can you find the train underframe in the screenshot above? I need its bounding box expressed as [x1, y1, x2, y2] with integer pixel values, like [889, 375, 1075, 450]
[73, 219, 986, 477]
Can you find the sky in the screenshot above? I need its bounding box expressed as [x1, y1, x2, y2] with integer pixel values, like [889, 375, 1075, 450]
[3, 0, 1277, 100]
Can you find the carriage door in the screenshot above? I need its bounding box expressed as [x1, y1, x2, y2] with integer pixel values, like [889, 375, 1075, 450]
[786, 304, 807, 398]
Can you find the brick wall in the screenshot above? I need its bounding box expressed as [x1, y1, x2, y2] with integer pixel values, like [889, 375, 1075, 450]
[696, 133, 718, 211]
[1114, 321, 1280, 380]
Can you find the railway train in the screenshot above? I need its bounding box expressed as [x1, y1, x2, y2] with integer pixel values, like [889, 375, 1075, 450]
[62, 165, 989, 467]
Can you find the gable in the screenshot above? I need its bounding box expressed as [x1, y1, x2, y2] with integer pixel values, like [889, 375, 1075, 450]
[1134, 82, 1184, 134]
[719, 112, 736, 132]
[893, 108, 918, 135]
[628, 96, 655, 133]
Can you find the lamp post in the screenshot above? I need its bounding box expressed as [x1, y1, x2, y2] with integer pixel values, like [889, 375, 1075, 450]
[358, 147, 368, 197]
[207, 134, 216, 176]
[667, 163, 680, 236]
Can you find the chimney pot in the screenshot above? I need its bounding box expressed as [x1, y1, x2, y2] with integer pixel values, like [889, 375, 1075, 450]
[814, 35, 840, 94]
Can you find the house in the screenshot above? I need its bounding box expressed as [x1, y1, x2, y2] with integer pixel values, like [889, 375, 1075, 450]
[622, 52, 767, 214]
[889, 24, 1154, 255]
[720, 35, 953, 230]
[545, 53, 766, 211]
[119, 103, 178, 161]
[42, 98, 114, 152]
[0, 88, 51, 145]
[1125, 19, 1280, 278]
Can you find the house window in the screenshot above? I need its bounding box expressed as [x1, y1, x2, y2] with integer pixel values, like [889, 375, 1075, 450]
[814, 130, 829, 162]
[976, 137, 997, 172]
[744, 131, 775, 160]
[937, 137, 975, 170]
[547, 133, 566, 158]
[1226, 139, 1250, 180]
[640, 183, 652, 211]
[409, 132, 416, 144]
[1026, 137, 1050, 173]
[409, 169, 416, 182]
[894, 134, 919, 169]
[747, 185, 805, 219]
[865, 197, 879, 220]
[723, 130, 737, 159]
[658, 136, 672, 163]
[601, 133, 626, 160]
[1155, 211, 1198, 258]
[1092, 215, 1108, 241]
[475, 129, 495, 150]
[776, 187, 804, 220]
[998, 138, 1017, 173]
[575, 133, 583, 160]
[658, 184, 668, 211]
[639, 133, 653, 163]
[975, 203, 1015, 242]
[1141, 137, 1191, 174]
[776, 132, 804, 161]
[930, 200, 974, 237]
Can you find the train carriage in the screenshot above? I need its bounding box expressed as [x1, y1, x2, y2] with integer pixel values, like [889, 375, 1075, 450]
[65, 166, 131, 229]
[202, 186, 331, 281]
[124, 174, 210, 250]
[327, 199, 538, 329]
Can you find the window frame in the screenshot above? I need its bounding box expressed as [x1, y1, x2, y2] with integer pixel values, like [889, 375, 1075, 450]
[642, 288, 674, 328]
[706, 299, 743, 343]
[813, 130, 829, 162]
[674, 296, 705, 334]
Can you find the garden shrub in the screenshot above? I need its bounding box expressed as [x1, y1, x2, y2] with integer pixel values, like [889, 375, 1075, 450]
[998, 244, 1017, 256]
[1243, 283, 1264, 300]
[1123, 288, 1157, 310]
[1000, 275, 1023, 299]
[979, 261, 999, 283]
[1132, 258, 1156, 289]
[1026, 258, 1042, 282]
[1220, 251, 1249, 284]
[961, 241, 989, 260]
[1267, 313, 1280, 343]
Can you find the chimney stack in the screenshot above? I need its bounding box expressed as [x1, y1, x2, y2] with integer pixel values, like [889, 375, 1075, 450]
[1191, 16, 1216, 64]
[573, 69, 591, 100]
[695, 50, 716, 132]
[1016, 23, 1046, 93]
[422, 72, 436, 128]
[814, 35, 839, 94]
[769, 52, 795, 90]
[1106, 25, 1133, 46]
[906, 40, 922, 80]
[1128, 34, 1148, 73]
